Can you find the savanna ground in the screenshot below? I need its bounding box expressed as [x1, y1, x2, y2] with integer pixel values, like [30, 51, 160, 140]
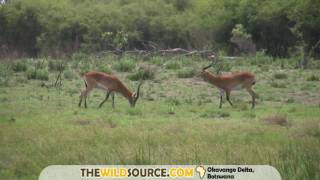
[0, 54, 319, 180]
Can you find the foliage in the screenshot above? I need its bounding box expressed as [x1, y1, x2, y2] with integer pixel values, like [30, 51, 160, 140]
[270, 81, 286, 88]
[113, 59, 135, 72]
[63, 69, 75, 80]
[127, 68, 154, 81]
[12, 61, 28, 72]
[165, 61, 180, 70]
[176, 67, 196, 78]
[0, 0, 319, 57]
[26, 68, 49, 80]
[48, 60, 65, 71]
[273, 72, 288, 79]
[306, 75, 319, 81]
[96, 64, 112, 74]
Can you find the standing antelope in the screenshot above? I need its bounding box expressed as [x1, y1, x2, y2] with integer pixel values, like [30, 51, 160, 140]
[79, 71, 142, 108]
[201, 56, 258, 108]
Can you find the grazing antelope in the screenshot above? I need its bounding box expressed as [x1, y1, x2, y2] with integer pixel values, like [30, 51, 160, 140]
[201, 57, 258, 108]
[79, 71, 142, 108]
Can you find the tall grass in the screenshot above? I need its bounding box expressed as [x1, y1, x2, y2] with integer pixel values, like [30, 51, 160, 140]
[12, 61, 28, 72]
[177, 67, 196, 78]
[0, 55, 319, 180]
[113, 59, 136, 72]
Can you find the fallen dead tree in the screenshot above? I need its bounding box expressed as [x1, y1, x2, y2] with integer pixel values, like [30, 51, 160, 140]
[98, 48, 216, 59]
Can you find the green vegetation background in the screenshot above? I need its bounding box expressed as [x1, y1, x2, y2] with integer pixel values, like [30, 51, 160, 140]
[0, 0, 320, 179]
[0, 0, 320, 58]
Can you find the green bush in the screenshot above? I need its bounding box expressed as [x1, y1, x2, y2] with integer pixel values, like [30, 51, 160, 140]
[177, 67, 196, 78]
[270, 81, 286, 88]
[273, 72, 288, 79]
[34, 59, 48, 69]
[166, 97, 180, 106]
[127, 66, 155, 81]
[151, 56, 165, 66]
[79, 62, 92, 75]
[0, 77, 9, 87]
[306, 75, 319, 81]
[113, 60, 135, 72]
[165, 61, 181, 70]
[16, 76, 28, 84]
[63, 69, 75, 79]
[72, 52, 89, 61]
[97, 65, 112, 74]
[12, 61, 28, 72]
[27, 68, 49, 81]
[249, 51, 274, 65]
[49, 61, 65, 71]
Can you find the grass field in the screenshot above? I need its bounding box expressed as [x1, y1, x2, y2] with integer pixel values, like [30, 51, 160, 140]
[0, 55, 319, 180]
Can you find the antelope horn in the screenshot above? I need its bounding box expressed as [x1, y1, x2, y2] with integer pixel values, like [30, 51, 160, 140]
[135, 81, 143, 100]
[202, 63, 213, 71]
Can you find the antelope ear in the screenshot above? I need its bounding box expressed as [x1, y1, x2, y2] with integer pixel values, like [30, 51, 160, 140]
[132, 92, 137, 98]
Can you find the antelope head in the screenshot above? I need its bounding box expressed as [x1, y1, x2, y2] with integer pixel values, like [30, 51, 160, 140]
[130, 81, 143, 107]
[201, 63, 214, 80]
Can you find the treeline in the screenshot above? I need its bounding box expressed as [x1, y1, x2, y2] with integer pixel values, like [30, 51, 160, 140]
[0, 0, 319, 58]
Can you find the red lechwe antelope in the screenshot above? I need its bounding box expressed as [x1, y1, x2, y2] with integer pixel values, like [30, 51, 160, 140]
[79, 71, 142, 108]
[201, 55, 258, 108]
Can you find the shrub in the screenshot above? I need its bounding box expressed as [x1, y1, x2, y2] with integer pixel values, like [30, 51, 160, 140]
[165, 61, 181, 70]
[113, 60, 135, 72]
[97, 64, 112, 74]
[273, 72, 288, 79]
[214, 60, 232, 73]
[37, 69, 49, 81]
[249, 51, 273, 65]
[63, 69, 75, 79]
[270, 81, 286, 88]
[49, 60, 65, 71]
[166, 97, 180, 106]
[27, 68, 49, 81]
[128, 65, 155, 81]
[79, 62, 92, 75]
[306, 75, 319, 81]
[151, 56, 165, 66]
[12, 61, 28, 72]
[72, 52, 89, 61]
[177, 67, 196, 78]
[0, 63, 10, 78]
[0, 77, 9, 87]
[286, 97, 295, 103]
[180, 58, 194, 66]
[34, 59, 48, 69]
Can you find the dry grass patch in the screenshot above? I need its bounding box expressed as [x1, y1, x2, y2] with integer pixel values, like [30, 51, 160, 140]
[263, 115, 288, 126]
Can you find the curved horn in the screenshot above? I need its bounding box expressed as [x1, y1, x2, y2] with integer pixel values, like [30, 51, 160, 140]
[202, 63, 213, 71]
[135, 81, 143, 100]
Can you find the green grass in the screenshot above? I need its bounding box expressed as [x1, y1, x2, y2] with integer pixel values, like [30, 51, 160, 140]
[177, 67, 196, 78]
[12, 61, 28, 72]
[26, 68, 49, 81]
[165, 61, 181, 70]
[306, 75, 319, 81]
[273, 72, 288, 79]
[0, 55, 319, 180]
[127, 65, 155, 81]
[113, 59, 136, 72]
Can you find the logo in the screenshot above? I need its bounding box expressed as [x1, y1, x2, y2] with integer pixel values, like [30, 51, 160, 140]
[196, 166, 206, 179]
